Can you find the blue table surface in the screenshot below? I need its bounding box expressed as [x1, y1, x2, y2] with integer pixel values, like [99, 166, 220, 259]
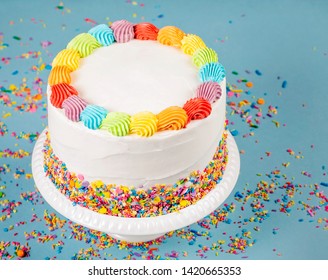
[0, 0, 327, 260]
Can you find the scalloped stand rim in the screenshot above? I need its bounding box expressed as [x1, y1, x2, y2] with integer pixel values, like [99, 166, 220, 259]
[32, 129, 240, 243]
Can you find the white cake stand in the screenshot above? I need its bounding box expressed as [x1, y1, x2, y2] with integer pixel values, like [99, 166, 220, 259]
[32, 129, 240, 243]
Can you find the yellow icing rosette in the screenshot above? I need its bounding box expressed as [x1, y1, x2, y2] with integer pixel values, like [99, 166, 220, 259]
[52, 49, 80, 71]
[181, 34, 206, 55]
[130, 111, 158, 137]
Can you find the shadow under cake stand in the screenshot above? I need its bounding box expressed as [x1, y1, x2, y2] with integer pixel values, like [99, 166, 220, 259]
[32, 129, 240, 243]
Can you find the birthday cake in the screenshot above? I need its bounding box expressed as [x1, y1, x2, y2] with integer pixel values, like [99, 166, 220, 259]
[44, 20, 228, 217]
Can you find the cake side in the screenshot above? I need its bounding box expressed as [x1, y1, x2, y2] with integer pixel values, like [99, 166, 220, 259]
[47, 81, 226, 188]
[43, 129, 229, 217]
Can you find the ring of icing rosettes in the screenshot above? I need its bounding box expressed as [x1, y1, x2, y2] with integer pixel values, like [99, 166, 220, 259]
[49, 20, 226, 137]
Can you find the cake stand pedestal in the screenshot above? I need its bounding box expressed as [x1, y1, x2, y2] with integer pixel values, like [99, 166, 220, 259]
[32, 130, 240, 243]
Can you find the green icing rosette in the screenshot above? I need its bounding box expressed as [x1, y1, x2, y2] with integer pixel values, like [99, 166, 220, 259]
[192, 47, 218, 68]
[100, 112, 131, 136]
[67, 33, 101, 58]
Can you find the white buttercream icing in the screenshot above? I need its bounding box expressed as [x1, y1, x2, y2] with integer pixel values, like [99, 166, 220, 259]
[47, 39, 227, 190]
[70, 40, 199, 115]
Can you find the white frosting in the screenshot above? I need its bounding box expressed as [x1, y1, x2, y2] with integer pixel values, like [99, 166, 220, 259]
[70, 40, 199, 115]
[47, 39, 227, 190]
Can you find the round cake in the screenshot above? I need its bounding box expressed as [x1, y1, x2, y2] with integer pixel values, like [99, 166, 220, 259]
[45, 20, 228, 217]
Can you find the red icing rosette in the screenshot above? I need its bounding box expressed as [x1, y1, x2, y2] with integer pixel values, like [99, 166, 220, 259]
[50, 83, 78, 108]
[183, 97, 212, 123]
[134, 22, 159, 40]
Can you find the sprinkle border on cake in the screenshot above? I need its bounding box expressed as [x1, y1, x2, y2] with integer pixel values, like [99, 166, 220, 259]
[43, 130, 228, 217]
[48, 20, 226, 137]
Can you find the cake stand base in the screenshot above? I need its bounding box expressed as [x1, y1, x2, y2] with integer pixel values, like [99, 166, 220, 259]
[32, 130, 240, 243]
[109, 233, 165, 243]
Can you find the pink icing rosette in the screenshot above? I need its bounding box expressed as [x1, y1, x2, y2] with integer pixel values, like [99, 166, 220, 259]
[62, 95, 88, 122]
[111, 20, 134, 43]
[196, 81, 222, 103]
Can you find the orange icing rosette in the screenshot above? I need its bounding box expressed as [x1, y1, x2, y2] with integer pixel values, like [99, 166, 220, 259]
[157, 26, 185, 47]
[52, 49, 80, 71]
[183, 97, 212, 123]
[157, 106, 188, 131]
[130, 111, 158, 137]
[48, 65, 71, 86]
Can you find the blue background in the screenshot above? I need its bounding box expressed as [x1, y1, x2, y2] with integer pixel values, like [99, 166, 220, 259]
[0, 0, 327, 260]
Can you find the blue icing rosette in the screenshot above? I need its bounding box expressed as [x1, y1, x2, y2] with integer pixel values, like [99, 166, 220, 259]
[88, 24, 115, 46]
[80, 105, 108, 130]
[199, 62, 226, 83]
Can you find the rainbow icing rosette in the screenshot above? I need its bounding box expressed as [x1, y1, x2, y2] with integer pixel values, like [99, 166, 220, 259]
[48, 20, 225, 137]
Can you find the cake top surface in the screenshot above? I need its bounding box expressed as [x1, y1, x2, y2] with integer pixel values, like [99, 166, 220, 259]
[48, 21, 226, 137]
[71, 40, 198, 115]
